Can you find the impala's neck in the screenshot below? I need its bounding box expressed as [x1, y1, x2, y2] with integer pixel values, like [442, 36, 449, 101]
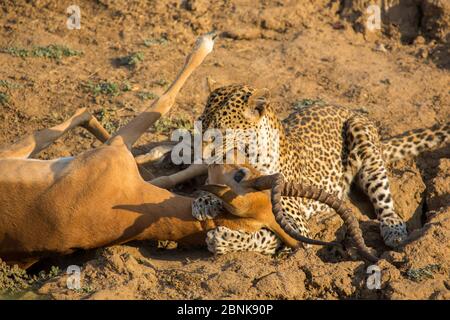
[114, 182, 260, 247]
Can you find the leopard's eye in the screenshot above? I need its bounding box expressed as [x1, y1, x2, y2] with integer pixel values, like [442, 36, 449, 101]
[233, 169, 247, 183]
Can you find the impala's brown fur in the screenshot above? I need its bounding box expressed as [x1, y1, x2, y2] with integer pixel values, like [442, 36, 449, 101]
[0, 33, 268, 269]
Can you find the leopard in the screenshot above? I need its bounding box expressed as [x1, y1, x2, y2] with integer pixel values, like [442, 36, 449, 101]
[191, 84, 449, 255]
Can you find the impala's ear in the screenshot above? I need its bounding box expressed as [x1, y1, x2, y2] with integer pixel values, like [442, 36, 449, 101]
[244, 88, 271, 121]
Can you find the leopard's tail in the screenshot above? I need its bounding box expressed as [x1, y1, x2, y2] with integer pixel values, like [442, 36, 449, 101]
[382, 122, 449, 163]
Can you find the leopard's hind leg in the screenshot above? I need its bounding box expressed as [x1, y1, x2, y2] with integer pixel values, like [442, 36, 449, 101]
[206, 227, 282, 254]
[344, 115, 408, 247]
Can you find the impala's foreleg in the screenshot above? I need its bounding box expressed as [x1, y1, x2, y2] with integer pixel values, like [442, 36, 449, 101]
[150, 163, 208, 189]
[106, 32, 216, 150]
[0, 108, 110, 159]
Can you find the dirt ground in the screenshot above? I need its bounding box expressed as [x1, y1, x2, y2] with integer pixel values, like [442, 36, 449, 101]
[0, 0, 449, 299]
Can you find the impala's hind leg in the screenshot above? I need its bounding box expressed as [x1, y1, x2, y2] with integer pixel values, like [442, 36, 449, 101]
[345, 116, 407, 247]
[0, 108, 110, 159]
[107, 33, 216, 151]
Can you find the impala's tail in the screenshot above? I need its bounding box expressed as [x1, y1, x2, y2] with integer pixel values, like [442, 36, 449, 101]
[382, 123, 449, 163]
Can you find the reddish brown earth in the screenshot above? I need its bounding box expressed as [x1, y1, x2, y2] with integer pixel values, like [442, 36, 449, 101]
[0, 0, 449, 299]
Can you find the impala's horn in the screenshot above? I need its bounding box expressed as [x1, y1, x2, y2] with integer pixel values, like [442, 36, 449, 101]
[247, 174, 379, 263]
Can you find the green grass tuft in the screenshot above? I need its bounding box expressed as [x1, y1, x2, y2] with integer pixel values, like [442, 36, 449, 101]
[1, 45, 82, 60]
[405, 264, 442, 282]
[121, 81, 132, 92]
[154, 79, 169, 87]
[0, 259, 61, 295]
[96, 107, 122, 134]
[143, 37, 168, 47]
[0, 92, 9, 105]
[0, 47, 29, 58]
[31, 45, 82, 59]
[137, 91, 158, 101]
[74, 285, 95, 294]
[153, 117, 193, 134]
[0, 80, 22, 89]
[117, 52, 144, 67]
[84, 81, 120, 97]
[293, 98, 326, 109]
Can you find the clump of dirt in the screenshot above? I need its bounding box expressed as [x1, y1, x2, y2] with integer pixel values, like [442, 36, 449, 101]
[0, 0, 449, 299]
[340, 0, 449, 42]
[339, 0, 450, 68]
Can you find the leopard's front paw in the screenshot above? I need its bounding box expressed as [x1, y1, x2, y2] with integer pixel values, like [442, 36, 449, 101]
[192, 193, 223, 221]
[380, 217, 408, 247]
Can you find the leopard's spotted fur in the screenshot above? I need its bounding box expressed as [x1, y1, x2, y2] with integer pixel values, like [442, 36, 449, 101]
[192, 84, 449, 254]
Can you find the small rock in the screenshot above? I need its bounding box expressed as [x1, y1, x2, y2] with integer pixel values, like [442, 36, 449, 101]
[426, 159, 450, 211]
[332, 21, 345, 30]
[414, 36, 426, 45]
[381, 251, 406, 265]
[417, 48, 428, 59]
[373, 43, 387, 53]
[444, 280, 450, 291]
[221, 29, 261, 40]
[254, 270, 306, 299]
[183, 0, 208, 13]
[261, 15, 284, 32]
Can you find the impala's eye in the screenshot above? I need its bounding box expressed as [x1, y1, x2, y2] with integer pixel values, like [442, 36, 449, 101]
[233, 169, 247, 183]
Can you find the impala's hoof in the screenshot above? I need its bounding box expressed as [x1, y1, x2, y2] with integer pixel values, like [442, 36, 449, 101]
[194, 32, 217, 54]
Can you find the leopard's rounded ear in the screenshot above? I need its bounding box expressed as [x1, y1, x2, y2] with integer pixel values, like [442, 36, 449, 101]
[206, 76, 218, 93]
[244, 88, 271, 121]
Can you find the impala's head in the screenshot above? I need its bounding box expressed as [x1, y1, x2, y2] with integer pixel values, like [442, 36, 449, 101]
[200, 162, 272, 217]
